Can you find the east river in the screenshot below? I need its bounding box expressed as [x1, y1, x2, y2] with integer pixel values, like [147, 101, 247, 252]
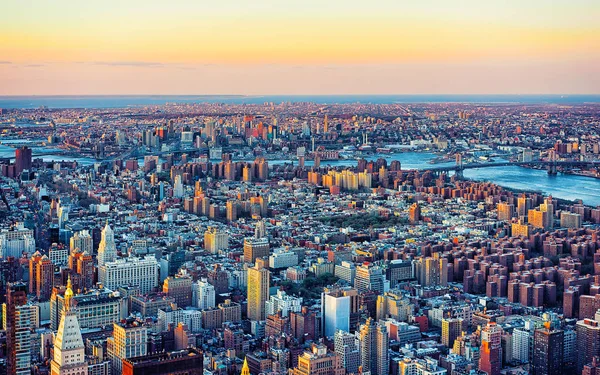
[1, 144, 598, 206]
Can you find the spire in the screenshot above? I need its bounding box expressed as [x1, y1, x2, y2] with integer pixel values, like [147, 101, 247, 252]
[64, 275, 74, 311]
[241, 357, 250, 375]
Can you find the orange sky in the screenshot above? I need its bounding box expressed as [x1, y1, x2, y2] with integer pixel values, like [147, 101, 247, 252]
[1, 1, 599, 94]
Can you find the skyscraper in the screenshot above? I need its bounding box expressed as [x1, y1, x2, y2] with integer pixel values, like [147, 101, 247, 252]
[97, 222, 116, 267]
[50, 277, 88, 375]
[6, 282, 30, 375]
[244, 237, 269, 264]
[193, 278, 216, 310]
[577, 319, 600, 374]
[107, 321, 148, 375]
[441, 318, 462, 348]
[14, 146, 32, 175]
[479, 322, 503, 375]
[204, 226, 229, 254]
[247, 258, 270, 321]
[291, 344, 345, 375]
[532, 323, 564, 375]
[358, 318, 389, 375]
[334, 329, 360, 375]
[354, 262, 385, 294]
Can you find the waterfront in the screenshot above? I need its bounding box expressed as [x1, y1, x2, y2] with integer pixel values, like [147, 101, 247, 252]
[2, 143, 597, 206]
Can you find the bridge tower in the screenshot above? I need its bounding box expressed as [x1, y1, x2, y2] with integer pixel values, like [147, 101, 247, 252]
[455, 153, 464, 179]
[547, 150, 557, 175]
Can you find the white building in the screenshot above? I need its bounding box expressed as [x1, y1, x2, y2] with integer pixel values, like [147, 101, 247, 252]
[0, 223, 35, 258]
[98, 256, 158, 294]
[49, 246, 69, 266]
[269, 249, 298, 269]
[264, 290, 302, 317]
[334, 261, 356, 284]
[173, 175, 184, 198]
[321, 290, 350, 338]
[97, 223, 116, 267]
[70, 230, 94, 254]
[157, 307, 202, 332]
[192, 278, 215, 310]
[512, 327, 530, 363]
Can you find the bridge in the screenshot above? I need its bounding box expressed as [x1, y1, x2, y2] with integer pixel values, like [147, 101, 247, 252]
[422, 159, 600, 178]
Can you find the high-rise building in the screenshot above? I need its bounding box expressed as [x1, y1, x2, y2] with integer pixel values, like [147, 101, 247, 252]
[107, 321, 148, 375]
[14, 146, 32, 175]
[321, 288, 353, 338]
[244, 237, 269, 264]
[497, 202, 515, 221]
[441, 318, 462, 348]
[193, 278, 216, 310]
[204, 227, 229, 254]
[163, 275, 193, 307]
[358, 318, 389, 375]
[290, 344, 345, 375]
[6, 282, 30, 375]
[415, 254, 448, 287]
[97, 222, 116, 267]
[583, 357, 600, 375]
[577, 319, 600, 374]
[247, 258, 270, 321]
[70, 230, 93, 255]
[226, 200, 238, 221]
[409, 203, 421, 223]
[512, 327, 530, 364]
[98, 256, 159, 294]
[354, 262, 385, 294]
[479, 322, 503, 375]
[532, 324, 563, 375]
[334, 330, 360, 375]
[50, 277, 88, 375]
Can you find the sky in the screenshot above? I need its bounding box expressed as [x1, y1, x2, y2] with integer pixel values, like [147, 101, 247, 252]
[1, 0, 599, 95]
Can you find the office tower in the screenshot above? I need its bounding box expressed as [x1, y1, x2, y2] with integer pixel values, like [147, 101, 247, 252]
[173, 175, 184, 198]
[479, 322, 503, 375]
[70, 250, 94, 290]
[226, 200, 238, 221]
[108, 321, 148, 375]
[334, 330, 360, 374]
[321, 289, 352, 338]
[244, 237, 269, 264]
[0, 223, 35, 259]
[50, 277, 88, 375]
[497, 202, 514, 221]
[264, 290, 302, 317]
[354, 262, 385, 294]
[242, 164, 253, 182]
[163, 275, 193, 307]
[51, 286, 122, 331]
[511, 219, 530, 237]
[578, 319, 600, 374]
[70, 230, 93, 254]
[14, 146, 32, 175]
[334, 261, 356, 284]
[386, 259, 413, 288]
[218, 299, 242, 323]
[34, 254, 53, 300]
[532, 324, 563, 375]
[409, 202, 421, 223]
[193, 278, 216, 310]
[247, 258, 270, 321]
[121, 348, 203, 375]
[441, 318, 462, 348]
[323, 115, 329, 133]
[98, 256, 159, 294]
[6, 282, 30, 375]
[291, 344, 345, 375]
[97, 222, 116, 267]
[204, 227, 229, 253]
[358, 318, 389, 375]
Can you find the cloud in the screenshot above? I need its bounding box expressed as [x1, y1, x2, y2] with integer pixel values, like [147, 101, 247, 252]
[0, 61, 12, 64]
[23, 64, 45, 68]
[91, 61, 165, 67]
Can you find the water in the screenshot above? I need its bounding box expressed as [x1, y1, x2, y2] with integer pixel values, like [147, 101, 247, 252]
[1, 95, 599, 109]
[273, 152, 600, 206]
[0, 142, 598, 206]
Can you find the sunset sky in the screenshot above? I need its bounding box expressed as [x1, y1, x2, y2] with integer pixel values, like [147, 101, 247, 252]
[1, 0, 599, 95]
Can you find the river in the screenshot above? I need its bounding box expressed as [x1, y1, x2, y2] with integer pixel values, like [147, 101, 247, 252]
[1, 144, 598, 206]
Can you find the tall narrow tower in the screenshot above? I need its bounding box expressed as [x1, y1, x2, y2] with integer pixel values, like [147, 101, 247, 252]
[97, 222, 116, 267]
[51, 276, 88, 375]
[247, 258, 270, 321]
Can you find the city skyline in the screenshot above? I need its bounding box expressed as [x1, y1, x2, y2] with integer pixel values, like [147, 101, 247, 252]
[1, 0, 599, 95]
